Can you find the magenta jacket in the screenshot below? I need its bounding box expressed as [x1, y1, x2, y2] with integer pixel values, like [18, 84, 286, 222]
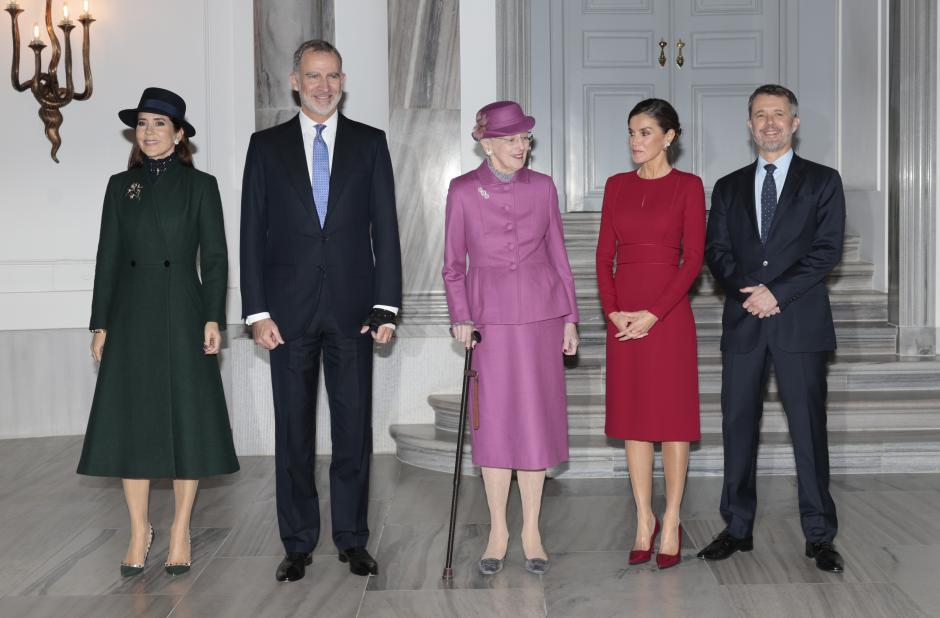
[442, 162, 579, 325]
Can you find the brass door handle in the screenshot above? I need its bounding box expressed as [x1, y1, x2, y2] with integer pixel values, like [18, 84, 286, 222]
[658, 39, 667, 67]
[676, 39, 685, 69]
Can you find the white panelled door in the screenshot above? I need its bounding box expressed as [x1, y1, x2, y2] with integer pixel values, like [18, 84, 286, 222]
[556, 0, 782, 210]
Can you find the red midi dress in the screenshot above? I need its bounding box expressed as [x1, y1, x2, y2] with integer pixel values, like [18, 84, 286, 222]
[596, 169, 705, 441]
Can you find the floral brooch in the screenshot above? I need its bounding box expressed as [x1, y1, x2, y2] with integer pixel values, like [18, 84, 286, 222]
[126, 182, 143, 200]
[477, 186, 489, 200]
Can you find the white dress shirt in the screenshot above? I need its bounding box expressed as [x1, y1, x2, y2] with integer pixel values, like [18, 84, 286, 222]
[246, 110, 398, 326]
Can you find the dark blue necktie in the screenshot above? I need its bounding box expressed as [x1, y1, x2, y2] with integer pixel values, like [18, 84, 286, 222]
[760, 163, 777, 244]
[312, 124, 329, 227]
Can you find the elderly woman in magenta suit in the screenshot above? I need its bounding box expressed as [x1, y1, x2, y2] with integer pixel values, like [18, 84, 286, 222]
[442, 101, 579, 576]
[77, 88, 239, 578]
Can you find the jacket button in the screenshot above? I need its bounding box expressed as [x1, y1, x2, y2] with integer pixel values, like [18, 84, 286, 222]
[505, 223, 514, 231]
[509, 263, 517, 271]
[508, 243, 515, 250]
[762, 260, 768, 267]
[130, 260, 136, 267]
[164, 260, 170, 268]
[321, 234, 328, 241]
[503, 205, 510, 211]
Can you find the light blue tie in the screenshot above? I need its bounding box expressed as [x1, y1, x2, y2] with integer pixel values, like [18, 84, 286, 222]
[312, 124, 329, 227]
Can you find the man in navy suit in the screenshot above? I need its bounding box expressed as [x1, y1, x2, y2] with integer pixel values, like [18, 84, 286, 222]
[699, 84, 845, 573]
[240, 40, 402, 582]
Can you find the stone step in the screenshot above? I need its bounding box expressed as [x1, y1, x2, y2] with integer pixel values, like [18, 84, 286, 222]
[568, 321, 899, 357]
[428, 389, 940, 435]
[571, 289, 889, 324]
[390, 424, 940, 478]
[565, 234, 864, 265]
[570, 261, 875, 291]
[561, 357, 940, 395]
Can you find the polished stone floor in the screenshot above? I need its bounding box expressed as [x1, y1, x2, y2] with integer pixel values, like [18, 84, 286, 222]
[1, 435, 937, 617]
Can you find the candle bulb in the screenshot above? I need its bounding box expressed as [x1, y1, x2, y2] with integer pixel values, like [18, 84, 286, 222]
[81, 0, 89, 18]
[32, 22, 40, 42]
[63, 2, 70, 21]
[7, 1, 20, 11]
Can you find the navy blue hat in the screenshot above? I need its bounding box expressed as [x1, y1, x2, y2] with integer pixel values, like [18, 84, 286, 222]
[119, 87, 196, 137]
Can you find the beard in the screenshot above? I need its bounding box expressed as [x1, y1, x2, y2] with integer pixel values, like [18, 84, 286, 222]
[300, 91, 342, 118]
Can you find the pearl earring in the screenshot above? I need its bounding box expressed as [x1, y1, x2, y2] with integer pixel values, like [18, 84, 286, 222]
[664, 141, 671, 150]
[174, 139, 180, 145]
[485, 150, 493, 156]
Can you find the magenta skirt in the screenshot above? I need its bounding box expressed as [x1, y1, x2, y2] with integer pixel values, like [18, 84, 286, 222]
[469, 317, 569, 469]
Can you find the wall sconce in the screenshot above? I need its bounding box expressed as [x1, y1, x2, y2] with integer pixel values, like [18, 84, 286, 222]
[5, 0, 95, 162]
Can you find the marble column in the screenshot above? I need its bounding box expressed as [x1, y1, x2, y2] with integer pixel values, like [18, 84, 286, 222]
[388, 0, 461, 324]
[253, 0, 334, 130]
[890, 0, 938, 356]
[496, 0, 531, 110]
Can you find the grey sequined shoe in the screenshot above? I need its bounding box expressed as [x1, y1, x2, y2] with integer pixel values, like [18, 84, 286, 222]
[524, 558, 550, 575]
[478, 558, 504, 575]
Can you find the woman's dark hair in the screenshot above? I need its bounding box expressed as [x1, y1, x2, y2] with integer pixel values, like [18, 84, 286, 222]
[127, 117, 195, 169]
[628, 98, 682, 139]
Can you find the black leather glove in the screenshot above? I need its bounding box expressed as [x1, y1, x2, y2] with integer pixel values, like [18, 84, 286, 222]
[362, 308, 397, 332]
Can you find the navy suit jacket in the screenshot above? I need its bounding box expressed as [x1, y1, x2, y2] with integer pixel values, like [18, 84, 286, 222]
[705, 154, 845, 353]
[240, 113, 402, 340]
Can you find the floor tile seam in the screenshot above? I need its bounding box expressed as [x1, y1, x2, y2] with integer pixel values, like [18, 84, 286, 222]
[7, 519, 105, 598]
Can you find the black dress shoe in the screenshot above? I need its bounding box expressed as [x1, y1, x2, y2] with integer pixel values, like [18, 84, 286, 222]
[805, 541, 844, 573]
[276, 552, 313, 582]
[338, 546, 378, 576]
[696, 529, 754, 560]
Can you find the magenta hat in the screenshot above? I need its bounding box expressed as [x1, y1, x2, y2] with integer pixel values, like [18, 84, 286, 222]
[471, 100, 535, 141]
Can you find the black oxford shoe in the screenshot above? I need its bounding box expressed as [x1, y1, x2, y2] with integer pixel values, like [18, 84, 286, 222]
[338, 546, 378, 576]
[696, 529, 754, 560]
[805, 541, 844, 573]
[276, 552, 313, 582]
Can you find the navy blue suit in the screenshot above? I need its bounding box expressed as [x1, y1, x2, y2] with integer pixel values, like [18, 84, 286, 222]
[240, 113, 401, 553]
[705, 154, 845, 542]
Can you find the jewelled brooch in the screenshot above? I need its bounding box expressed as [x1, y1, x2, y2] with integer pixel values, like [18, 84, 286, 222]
[126, 182, 143, 200]
[477, 186, 489, 200]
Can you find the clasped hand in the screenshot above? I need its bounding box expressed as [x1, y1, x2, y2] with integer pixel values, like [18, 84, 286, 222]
[740, 284, 780, 318]
[609, 310, 658, 341]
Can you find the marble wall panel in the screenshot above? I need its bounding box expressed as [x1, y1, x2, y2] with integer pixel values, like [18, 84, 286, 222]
[390, 109, 462, 296]
[388, 0, 460, 110]
[388, 0, 461, 311]
[254, 0, 335, 130]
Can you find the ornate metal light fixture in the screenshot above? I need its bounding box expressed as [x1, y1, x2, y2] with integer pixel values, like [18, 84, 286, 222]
[5, 0, 95, 162]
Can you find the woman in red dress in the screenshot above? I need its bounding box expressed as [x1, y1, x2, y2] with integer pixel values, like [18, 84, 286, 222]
[595, 99, 705, 569]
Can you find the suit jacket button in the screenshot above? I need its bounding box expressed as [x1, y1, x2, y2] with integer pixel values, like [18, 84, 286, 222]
[321, 234, 328, 241]
[762, 260, 769, 267]
[164, 260, 170, 268]
[130, 260, 136, 267]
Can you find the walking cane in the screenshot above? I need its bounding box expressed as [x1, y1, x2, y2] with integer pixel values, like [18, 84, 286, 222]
[442, 330, 482, 581]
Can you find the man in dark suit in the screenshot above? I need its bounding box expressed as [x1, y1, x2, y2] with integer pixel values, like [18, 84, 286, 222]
[240, 39, 402, 582]
[699, 84, 845, 573]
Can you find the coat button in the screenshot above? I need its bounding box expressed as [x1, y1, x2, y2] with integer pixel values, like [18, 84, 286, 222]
[508, 243, 515, 250]
[762, 260, 768, 267]
[321, 234, 328, 241]
[505, 223, 514, 231]
[164, 260, 170, 268]
[509, 263, 517, 271]
[130, 260, 136, 267]
[503, 205, 510, 211]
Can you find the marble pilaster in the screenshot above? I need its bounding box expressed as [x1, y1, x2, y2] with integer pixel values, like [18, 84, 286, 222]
[253, 0, 335, 130]
[890, 0, 938, 356]
[387, 0, 462, 306]
[496, 0, 531, 110]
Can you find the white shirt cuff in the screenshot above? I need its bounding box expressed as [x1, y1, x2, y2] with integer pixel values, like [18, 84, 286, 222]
[245, 312, 270, 325]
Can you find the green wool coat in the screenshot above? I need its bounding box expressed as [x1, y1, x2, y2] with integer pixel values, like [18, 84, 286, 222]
[77, 162, 239, 479]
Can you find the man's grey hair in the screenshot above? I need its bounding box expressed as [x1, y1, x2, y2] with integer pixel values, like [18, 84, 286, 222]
[292, 40, 343, 74]
[747, 84, 799, 117]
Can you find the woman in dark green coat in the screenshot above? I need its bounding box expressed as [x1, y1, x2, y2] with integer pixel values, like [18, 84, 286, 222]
[78, 88, 239, 577]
